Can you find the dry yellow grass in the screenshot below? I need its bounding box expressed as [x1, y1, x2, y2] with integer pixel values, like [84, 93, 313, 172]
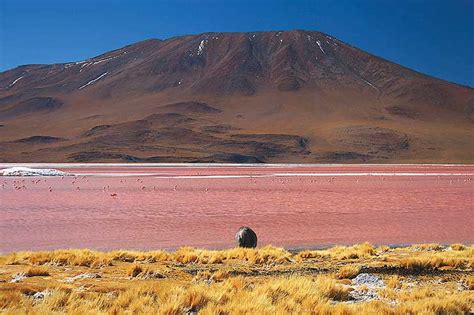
[336, 265, 361, 279]
[297, 242, 376, 260]
[396, 249, 474, 270]
[0, 243, 473, 314]
[127, 264, 143, 278]
[24, 267, 50, 278]
[450, 243, 466, 251]
[464, 275, 474, 290]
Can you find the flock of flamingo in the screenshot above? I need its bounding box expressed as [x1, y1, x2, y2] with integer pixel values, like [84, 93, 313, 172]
[2, 171, 472, 201]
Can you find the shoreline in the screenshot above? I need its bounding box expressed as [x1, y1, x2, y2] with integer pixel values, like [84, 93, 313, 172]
[2, 163, 474, 168]
[0, 162, 474, 168]
[3, 242, 474, 257]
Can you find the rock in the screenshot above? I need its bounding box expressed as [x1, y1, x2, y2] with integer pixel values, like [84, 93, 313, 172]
[351, 273, 384, 287]
[235, 226, 257, 248]
[10, 273, 26, 283]
[349, 273, 385, 302]
[64, 272, 101, 283]
[349, 288, 380, 302]
[32, 290, 51, 300]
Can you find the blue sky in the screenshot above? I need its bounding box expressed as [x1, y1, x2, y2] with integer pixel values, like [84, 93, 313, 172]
[1, 0, 473, 87]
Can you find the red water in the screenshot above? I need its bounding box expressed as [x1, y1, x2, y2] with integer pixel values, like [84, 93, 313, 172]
[1, 165, 473, 253]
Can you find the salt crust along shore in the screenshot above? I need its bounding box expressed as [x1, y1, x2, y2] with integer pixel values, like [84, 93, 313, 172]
[0, 167, 72, 177]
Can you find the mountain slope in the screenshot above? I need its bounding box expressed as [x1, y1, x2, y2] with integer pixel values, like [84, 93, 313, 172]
[0, 30, 473, 163]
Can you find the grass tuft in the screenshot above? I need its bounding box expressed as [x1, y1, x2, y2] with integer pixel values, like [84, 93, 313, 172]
[336, 265, 361, 279]
[128, 264, 143, 277]
[25, 266, 50, 277]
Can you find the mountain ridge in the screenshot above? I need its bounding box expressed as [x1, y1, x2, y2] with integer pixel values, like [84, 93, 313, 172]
[0, 29, 473, 163]
[2, 29, 471, 89]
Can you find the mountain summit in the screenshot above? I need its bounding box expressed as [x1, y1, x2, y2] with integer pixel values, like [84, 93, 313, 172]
[1, 30, 473, 163]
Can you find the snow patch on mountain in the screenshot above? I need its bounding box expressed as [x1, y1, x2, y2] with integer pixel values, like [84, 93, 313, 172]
[316, 40, 326, 54]
[360, 77, 379, 91]
[79, 72, 108, 90]
[9, 76, 24, 87]
[197, 39, 208, 55]
[92, 54, 121, 65]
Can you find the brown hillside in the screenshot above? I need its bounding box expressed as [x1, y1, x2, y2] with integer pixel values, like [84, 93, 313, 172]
[0, 30, 473, 163]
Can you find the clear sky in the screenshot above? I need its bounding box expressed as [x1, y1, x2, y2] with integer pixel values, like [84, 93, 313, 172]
[1, 0, 473, 87]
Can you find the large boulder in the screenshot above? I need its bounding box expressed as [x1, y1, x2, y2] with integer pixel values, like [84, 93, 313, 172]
[235, 226, 257, 248]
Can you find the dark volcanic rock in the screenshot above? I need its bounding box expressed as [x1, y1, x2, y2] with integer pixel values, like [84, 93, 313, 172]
[0, 97, 62, 118]
[465, 99, 474, 121]
[202, 153, 263, 163]
[322, 151, 370, 162]
[331, 126, 410, 156]
[201, 124, 236, 133]
[276, 77, 301, 91]
[68, 151, 143, 162]
[83, 125, 112, 137]
[14, 135, 65, 144]
[235, 226, 257, 248]
[160, 101, 221, 114]
[385, 105, 419, 119]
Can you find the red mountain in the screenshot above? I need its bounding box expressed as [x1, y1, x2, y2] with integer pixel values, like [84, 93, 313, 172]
[0, 30, 473, 163]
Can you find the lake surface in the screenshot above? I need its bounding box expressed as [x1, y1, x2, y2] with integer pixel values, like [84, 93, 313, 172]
[1, 164, 473, 253]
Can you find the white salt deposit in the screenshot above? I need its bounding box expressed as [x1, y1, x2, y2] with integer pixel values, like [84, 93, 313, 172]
[1, 167, 71, 177]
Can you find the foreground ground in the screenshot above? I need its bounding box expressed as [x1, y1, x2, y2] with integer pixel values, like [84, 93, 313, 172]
[0, 243, 473, 314]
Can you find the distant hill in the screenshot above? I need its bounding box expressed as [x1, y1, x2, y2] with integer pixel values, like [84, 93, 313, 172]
[0, 30, 473, 163]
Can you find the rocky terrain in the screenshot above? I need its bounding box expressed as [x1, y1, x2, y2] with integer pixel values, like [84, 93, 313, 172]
[0, 30, 473, 163]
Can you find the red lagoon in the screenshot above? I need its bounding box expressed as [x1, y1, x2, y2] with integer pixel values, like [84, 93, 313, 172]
[0, 164, 473, 253]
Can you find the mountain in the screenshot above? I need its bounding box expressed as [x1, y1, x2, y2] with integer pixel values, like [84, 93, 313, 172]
[0, 30, 473, 163]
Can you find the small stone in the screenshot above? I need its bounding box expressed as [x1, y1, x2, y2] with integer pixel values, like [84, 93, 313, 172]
[10, 273, 26, 283]
[349, 273, 385, 302]
[64, 272, 101, 283]
[351, 273, 384, 287]
[32, 290, 51, 300]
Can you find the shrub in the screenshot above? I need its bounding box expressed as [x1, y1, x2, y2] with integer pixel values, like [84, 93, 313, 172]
[25, 267, 50, 277]
[128, 264, 143, 278]
[336, 265, 360, 279]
